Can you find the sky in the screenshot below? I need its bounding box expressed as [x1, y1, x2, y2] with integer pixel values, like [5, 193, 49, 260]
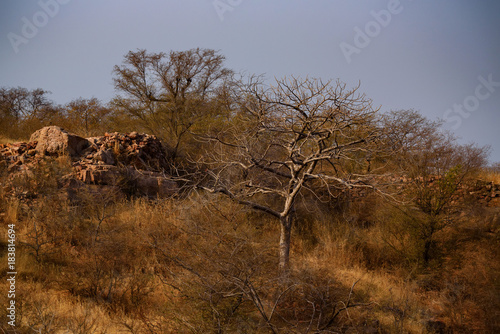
[1, 0, 499, 163]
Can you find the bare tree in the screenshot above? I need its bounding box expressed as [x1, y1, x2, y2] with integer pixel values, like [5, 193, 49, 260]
[0, 87, 59, 138]
[197, 76, 383, 272]
[112, 48, 233, 162]
[63, 97, 111, 137]
[0, 87, 52, 121]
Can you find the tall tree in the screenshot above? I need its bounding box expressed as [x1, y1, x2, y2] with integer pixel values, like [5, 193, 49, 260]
[198, 77, 384, 272]
[112, 48, 233, 162]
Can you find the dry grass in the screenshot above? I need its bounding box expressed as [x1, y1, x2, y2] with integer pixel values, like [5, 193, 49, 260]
[296, 223, 428, 333]
[479, 169, 500, 183]
[0, 279, 158, 333]
[1, 159, 499, 333]
[0, 135, 28, 145]
[292, 201, 500, 333]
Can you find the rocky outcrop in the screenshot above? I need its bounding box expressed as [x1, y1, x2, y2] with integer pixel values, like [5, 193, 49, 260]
[29, 126, 90, 157]
[1, 126, 177, 198]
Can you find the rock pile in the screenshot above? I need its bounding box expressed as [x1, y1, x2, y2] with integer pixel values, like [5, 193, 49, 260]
[1, 126, 177, 198]
[82, 131, 168, 171]
[410, 177, 500, 207]
[0, 141, 38, 171]
[470, 180, 500, 206]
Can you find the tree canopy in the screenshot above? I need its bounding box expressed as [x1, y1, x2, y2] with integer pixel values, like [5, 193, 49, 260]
[112, 48, 233, 163]
[198, 76, 386, 271]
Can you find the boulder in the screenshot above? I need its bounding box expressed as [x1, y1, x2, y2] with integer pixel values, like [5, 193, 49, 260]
[29, 126, 89, 157]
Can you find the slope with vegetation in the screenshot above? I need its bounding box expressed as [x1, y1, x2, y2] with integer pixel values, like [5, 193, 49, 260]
[1, 48, 500, 333]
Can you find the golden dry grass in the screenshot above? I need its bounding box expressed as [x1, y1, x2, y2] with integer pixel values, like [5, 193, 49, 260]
[0, 135, 27, 145]
[479, 169, 500, 184]
[295, 224, 428, 333]
[1, 163, 499, 333]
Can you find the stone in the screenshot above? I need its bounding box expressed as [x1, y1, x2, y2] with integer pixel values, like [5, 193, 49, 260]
[93, 149, 116, 165]
[29, 126, 89, 157]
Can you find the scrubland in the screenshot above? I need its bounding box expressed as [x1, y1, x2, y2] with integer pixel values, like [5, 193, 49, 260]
[0, 158, 499, 333]
[2, 49, 500, 333]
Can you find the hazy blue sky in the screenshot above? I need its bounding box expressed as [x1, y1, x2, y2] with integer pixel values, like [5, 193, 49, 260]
[1, 0, 499, 162]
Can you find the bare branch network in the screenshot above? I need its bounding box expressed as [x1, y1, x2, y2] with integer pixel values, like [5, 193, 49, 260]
[194, 76, 391, 271]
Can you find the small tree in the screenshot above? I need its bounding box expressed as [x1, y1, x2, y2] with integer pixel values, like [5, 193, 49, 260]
[198, 76, 384, 272]
[381, 110, 489, 264]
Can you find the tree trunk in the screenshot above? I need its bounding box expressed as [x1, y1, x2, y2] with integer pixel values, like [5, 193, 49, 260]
[423, 239, 432, 265]
[423, 220, 436, 265]
[279, 215, 292, 273]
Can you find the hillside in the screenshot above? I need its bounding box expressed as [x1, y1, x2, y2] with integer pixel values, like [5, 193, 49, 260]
[1, 126, 499, 333]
